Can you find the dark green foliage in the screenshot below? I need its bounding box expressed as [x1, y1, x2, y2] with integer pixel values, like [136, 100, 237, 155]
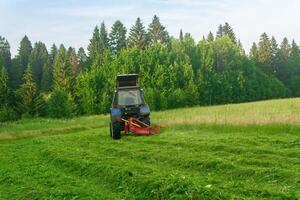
[0, 67, 9, 108]
[46, 89, 75, 118]
[1, 17, 300, 121]
[99, 22, 109, 52]
[18, 35, 32, 75]
[28, 42, 49, 89]
[109, 20, 127, 54]
[87, 26, 101, 62]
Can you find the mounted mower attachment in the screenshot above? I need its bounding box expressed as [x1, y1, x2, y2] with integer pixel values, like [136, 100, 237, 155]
[122, 118, 160, 135]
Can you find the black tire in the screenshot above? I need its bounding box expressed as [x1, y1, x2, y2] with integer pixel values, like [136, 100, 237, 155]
[142, 116, 150, 126]
[111, 121, 121, 140]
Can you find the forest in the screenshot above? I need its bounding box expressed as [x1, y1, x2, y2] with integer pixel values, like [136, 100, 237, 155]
[0, 15, 299, 121]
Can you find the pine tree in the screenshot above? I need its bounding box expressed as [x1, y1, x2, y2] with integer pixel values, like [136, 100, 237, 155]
[87, 26, 100, 62]
[53, 44, 72, 93]
[147, 15, 169, 45]
[128, 17, 147, 49]
[207, 32, 214, 42]
[109, 20, 127, 54]
[99, 22, 109, 52]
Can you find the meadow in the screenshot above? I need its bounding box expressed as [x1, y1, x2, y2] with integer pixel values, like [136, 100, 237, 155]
[0, 98, 299, 199]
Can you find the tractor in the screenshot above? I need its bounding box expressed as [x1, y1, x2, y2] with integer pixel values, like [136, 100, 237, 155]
[109, 74, 158, 139]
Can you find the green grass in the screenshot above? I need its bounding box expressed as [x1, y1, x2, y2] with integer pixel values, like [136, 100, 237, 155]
[0, 98, 299, 199]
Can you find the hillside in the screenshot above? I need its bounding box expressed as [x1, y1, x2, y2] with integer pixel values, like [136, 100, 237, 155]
[0, 98, 299, 199]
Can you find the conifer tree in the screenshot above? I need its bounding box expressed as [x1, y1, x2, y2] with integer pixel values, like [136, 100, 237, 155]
[109, 20, 127, 54]
[50, 44, 58, 65]
[179, 29, 183, 41]
[53, 45, 72, 93]
[207, 32, 214, 42]
[0, 36, 12, 86]
[147, 15, 169, 45]
[77, 47, 87, 71]
[250, 42, 258, 58]
[18, 36, 32, 75]
[87, 26, 101, 62]
[128, 17, 147, 49]
[17, 67, 42, 116]
[28, 42, 49, 89]
[99, 22, 109, 52]
[238, 40, 246, 56]
[0, 66, 9, 107]
[257, 33, 272, 74]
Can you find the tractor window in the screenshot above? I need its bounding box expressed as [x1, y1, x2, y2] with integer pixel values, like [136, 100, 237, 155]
[117, 89, 143, 106]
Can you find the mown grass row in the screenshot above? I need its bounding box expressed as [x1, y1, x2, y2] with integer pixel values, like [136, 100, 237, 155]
[1, 123, 299, 199]
[0, 99, 299, 199]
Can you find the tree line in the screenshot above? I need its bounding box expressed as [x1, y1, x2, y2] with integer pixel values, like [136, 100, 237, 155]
[0, 15, 299, 121]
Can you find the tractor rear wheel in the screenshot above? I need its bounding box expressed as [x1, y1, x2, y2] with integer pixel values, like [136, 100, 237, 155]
[111, 122, 121, 140]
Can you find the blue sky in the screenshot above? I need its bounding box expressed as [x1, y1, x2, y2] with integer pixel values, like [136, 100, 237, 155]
[1, 0, 300, 56]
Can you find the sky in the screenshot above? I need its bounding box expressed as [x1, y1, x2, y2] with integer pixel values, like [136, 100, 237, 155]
[1, 0, 300, 56]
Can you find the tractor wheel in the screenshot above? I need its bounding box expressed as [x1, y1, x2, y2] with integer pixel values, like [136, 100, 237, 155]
[142, 116, 151, 126]
[111, 122, 121, 140]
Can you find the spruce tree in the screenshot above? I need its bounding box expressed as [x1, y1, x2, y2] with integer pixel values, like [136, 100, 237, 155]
[257, 33, 272, 74]
[250, 42, 258, 58]
[179, 29, 183, 41]
[0, 66, 9, 107]
[77, 47, 87, 71]
[128, 17, 147, 49]
[50, 44, 58, 65]
[222, 22, 237, 44]
[147, 15, 169, 45]
[238, 40, 246, 56]
[53, 44, 72, 93]
[28, 42, 49, 89]
[18, 35, 32, 75]
[0, 36, 12, 87]
[109, 20, 127, 54]
[87, 26, 101, 62]
[99, 22, 109, 52]
[17, 67, 42, 116]
[70, 48, 80, 79]
[216, 24, 223, 38]
[207, 32, 214, 42]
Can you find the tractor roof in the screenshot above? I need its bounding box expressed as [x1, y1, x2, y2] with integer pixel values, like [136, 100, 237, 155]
[116, 74, 139, 88]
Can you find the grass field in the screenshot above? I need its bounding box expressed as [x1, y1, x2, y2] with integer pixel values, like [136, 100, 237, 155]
[0, 98, 299, 199]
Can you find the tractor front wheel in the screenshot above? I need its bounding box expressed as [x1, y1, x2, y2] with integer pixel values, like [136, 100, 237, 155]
[110, 122, 121, 140]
